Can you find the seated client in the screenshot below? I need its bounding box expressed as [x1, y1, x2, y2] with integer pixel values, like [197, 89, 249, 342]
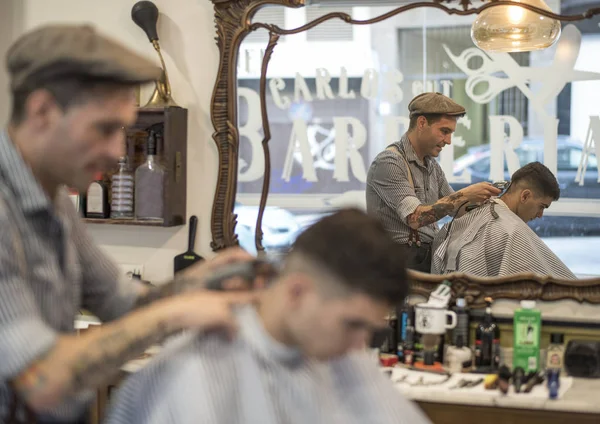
[106, 208, 432, 424]
[431, 161, 576, 279]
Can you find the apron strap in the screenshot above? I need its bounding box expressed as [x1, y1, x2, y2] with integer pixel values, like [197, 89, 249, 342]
[386, 145, 422, 245]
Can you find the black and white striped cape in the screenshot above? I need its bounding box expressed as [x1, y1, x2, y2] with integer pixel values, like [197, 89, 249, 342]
[106, 306, 432, 424]
[431, 199, 576, 279]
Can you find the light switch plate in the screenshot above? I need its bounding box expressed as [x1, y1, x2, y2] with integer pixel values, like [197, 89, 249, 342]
[119, 263, 144, 280]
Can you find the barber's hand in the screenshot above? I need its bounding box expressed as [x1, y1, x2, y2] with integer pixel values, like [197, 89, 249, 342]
[180, 247, 258, 291]
[169, 290, 257, 338]
[459, 182, 502, 204]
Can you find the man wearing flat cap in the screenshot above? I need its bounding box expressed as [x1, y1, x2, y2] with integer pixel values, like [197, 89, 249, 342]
[0, 24, 258, 423]
[366, 92, 501, 273]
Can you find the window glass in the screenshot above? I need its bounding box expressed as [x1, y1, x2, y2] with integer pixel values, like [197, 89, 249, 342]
[236, 2, 600, 277]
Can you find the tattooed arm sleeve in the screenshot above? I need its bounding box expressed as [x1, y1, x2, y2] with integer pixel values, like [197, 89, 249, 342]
[407, 192, 467, 229]
[11, 301, 179, 413]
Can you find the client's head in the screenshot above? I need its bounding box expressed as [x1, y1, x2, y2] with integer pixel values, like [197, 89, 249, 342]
[260, 208, 408, 360]
[503, 161, 560, 222]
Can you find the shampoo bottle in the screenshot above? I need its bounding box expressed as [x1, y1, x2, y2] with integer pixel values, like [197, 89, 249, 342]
[513, 300, 542, 373]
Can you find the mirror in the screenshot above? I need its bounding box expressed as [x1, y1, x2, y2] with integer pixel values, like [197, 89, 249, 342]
[209, 0, 600, 305]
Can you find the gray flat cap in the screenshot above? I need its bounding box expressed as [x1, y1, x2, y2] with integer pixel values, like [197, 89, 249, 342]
[408, 92, 466, 118]
[6, 24, 162, 92]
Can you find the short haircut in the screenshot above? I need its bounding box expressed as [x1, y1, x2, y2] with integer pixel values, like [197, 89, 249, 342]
[10, 75, 135, 124]
[290, 208, 408, 305]
[509, 161, 560, 201]
[408, 113, 464, 131]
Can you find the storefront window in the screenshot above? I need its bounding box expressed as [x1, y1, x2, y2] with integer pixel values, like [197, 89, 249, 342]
[235, 2, 600, 276]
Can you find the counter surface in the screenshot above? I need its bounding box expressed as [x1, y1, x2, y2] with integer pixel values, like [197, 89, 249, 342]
[389, 367, 599, 415]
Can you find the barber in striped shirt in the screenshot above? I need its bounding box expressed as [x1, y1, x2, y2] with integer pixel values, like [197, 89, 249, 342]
[0, 25, 259, 423]
[366, 92, 501, 272]
[107, 208, 432, 424]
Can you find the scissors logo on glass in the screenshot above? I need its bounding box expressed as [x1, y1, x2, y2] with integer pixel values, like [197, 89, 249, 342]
[443, 24, 600, 112]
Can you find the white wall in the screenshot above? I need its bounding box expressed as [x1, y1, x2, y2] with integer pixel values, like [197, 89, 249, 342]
[1, 0, 221, 283]
[0, 1, 24, 123]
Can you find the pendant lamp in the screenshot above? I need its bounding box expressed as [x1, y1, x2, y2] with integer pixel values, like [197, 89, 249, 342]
[471, 0, 561, 52]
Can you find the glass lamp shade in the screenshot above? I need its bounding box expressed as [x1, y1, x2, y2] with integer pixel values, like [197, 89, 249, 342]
[471, 0, 561, 52]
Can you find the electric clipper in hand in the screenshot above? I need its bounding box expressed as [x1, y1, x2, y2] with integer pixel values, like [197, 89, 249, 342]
[465, 180, 511, 212]
[492, 180, 510, 191]
[204, 260, 278, 291]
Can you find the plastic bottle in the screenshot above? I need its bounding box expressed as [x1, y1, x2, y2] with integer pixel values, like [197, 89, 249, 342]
[513, 300, 542, 373]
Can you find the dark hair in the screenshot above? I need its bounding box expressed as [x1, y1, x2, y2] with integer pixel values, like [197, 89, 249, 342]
[291, 208, 408, 305]
[408, 113, 464, 131]
[10, 75, 135, 124]
[509, 161, 560, 201]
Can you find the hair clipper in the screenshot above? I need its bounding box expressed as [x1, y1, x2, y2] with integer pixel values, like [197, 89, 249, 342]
[492, 180, 510, 190]
[204, 259, 278, 291]
[465, 180, 511, 212]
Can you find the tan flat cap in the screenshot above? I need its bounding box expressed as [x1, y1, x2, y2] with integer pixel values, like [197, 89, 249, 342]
[408, 92, 466, 118]
[6, 24, 162, 92]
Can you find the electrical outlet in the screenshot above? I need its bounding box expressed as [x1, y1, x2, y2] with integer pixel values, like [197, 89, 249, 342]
[119, 263, 144, 280]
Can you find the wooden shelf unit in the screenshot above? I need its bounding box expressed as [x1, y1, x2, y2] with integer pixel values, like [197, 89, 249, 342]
[83, 218, 165, 227]
[83, 106, 188, 227]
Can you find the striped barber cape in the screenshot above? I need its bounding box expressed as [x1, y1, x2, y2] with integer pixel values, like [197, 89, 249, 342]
[106, 305, 432, 424]
[431, 199, 577, 279]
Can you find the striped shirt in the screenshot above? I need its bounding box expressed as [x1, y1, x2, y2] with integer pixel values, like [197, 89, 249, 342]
[0, 129, 138, 422]
[431, 199, 577, 279]
[366, 134, 453, 244]
[106, 305, 432, 424]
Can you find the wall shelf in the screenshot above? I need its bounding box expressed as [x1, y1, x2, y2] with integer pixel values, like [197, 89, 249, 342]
[81, 106, 188, 228]
[83, 218, 165, 227]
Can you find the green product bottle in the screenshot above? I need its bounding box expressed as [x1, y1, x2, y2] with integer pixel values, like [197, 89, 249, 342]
[513, 300, 542, 372]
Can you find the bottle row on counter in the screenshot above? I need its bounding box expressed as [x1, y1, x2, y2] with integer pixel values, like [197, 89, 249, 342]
[69, 130, 165, 221]
[379, 294, 565, 399]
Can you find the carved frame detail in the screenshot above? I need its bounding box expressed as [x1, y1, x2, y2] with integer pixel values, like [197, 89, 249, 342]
[208, 0, 600, 306]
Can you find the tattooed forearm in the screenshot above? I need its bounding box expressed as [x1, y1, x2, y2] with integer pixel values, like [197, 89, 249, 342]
[407, 192, 467, 229]
[446, 192, 465, 203]
[12, 302, 179, 412]
[70, 320, 173, 392]
[409, 204, 453, 228]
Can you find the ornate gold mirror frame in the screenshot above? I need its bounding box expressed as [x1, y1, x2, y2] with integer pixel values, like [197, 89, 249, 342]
[208, 0, 600, 306]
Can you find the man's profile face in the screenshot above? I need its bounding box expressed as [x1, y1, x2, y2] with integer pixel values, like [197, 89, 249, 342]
[45, 87, 137, 192]
[417, 115, 457, 158]
[517, 189, 553, 223]
[286, 278, 390, 360]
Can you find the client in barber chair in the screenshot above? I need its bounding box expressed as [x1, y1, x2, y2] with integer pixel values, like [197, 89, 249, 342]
[431, 162, 576, 279]
[106, 208, 431, 424]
